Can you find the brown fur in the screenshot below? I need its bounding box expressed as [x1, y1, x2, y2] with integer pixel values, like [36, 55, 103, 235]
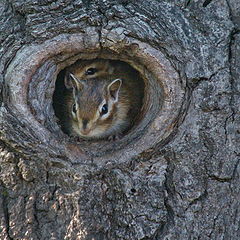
[67, 59, 113, 80]
[63, 59, 144, 139]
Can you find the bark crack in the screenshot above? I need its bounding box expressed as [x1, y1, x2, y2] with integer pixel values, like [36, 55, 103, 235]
[1, 183, 13, 240]
[223, 0, 240, 148]
[187, 189, 208, 208]
[32, 196, 41, 240]
[226, 0, 239, 119]
[232, 157, 240, 180]
[153, 154, 175, 239]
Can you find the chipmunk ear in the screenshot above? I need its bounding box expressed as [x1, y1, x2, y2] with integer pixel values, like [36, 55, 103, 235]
[107, 79, 122, 102]
[65, 72, 85, 91]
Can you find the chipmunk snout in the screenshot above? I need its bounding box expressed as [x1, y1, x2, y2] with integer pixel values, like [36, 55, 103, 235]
[82, 119, 89, 129]
[80, 119, 91, 135]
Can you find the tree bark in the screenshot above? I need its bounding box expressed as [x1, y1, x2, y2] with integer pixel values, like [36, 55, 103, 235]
[0, 0, 240, 239]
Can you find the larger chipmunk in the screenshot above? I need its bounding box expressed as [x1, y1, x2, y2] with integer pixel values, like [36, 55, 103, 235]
[61, 59, 144, 140]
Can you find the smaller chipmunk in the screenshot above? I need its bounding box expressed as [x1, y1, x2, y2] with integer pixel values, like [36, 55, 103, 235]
[61, 59, 144, 140]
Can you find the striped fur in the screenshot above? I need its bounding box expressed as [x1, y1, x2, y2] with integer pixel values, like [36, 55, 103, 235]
[63, 59, 144, 139]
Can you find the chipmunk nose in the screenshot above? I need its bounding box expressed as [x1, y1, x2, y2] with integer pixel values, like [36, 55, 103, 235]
[82, 119, 89, 129]
[81, 119, 90, 135]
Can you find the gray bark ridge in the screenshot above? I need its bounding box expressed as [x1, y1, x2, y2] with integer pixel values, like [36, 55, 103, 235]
[0, 0, 239, 239]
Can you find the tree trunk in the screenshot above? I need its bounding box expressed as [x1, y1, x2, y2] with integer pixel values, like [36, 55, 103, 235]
[0, 0, 239, 239]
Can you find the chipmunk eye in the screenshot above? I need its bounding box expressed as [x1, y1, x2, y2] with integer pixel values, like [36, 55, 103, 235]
[85, 68, 98, 75]
[101, 104, 108, 115]
[72, 103, 77, 114]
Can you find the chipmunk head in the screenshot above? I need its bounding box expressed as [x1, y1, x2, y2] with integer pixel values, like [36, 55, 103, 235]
[65, 73, 122, 138]
[69, 59, 114, 80]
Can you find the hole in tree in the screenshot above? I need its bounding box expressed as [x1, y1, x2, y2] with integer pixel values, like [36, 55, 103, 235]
[9, 34, 181, 162]
[53, 59, 145, 142]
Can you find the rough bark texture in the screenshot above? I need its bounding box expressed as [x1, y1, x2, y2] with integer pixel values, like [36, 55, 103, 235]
[0, 0, 240, 239]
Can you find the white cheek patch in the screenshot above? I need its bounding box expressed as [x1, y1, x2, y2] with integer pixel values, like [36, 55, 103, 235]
[93, 110, 100, 122]
[71, 105, 77, 120]
[72, 111, 76, 120]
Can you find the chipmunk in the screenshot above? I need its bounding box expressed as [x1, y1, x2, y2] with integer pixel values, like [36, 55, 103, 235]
[66, 59, 114, 80]
[61, 59, 144, 140]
